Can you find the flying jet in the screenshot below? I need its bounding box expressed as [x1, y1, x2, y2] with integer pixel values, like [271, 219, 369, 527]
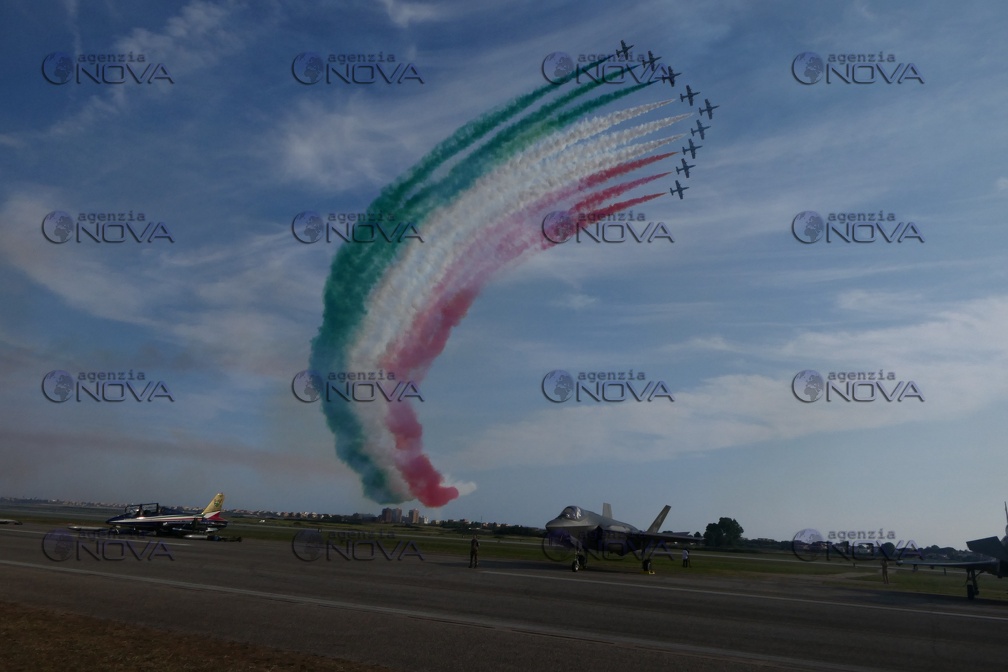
[691, 119, 710, 140]
[699, 98, 720, 120]
[675, 157, 695, 178]
[76, 493, 230, 538]
[644, 50, 661, 70]
[681, 138, 702, 159]
[901, 503, 1008, 599]
[680, 85, 699, 106]
[616, 40, 633, 60]
[545, 503, 697, 572]
[660, 66, 682, 87]
[669, 180, 689, 199]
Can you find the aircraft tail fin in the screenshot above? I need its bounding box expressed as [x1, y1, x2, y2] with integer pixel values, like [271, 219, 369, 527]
[967, 536, 1008, 562]
[201, 493, 225, 519]
[647, 505, 671, 534]
[602, 503, 612, 520]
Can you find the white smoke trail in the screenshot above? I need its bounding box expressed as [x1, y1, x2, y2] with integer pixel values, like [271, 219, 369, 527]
[340, 101, 690, 499]
[350, 115, 689, 370]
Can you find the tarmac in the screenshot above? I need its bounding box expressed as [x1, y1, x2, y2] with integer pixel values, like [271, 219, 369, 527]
[2, 522, 1007, 671]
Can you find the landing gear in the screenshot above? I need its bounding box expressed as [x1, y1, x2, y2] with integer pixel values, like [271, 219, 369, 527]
[572, 552, 587, 572]
[642, 558, 653, 573]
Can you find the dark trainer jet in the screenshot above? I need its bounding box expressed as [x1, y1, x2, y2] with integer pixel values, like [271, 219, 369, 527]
[676, 157, 695, 178]
[691, 119, 710, 140]
[660, 66, 682, 87]
[669, 180, 689, 199]
[616, 40, 633, 60]
[680, 85, 699, 106]
[545, 503, 697, 572]
[644, 50, 661, 70]
[901, 503, 1008, 599]
[681, 138, 702, 159]
[699, 98, 720, 120]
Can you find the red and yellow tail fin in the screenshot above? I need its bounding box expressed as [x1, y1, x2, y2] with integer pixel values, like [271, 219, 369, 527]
[201, 493, 225, 519]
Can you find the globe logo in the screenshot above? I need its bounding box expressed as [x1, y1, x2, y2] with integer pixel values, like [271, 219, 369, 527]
[791, 528, 825, 562]
[792, 211, 824, 243]
[292, 529, 325, 561]
[42, 370, 74, 403]
[792, 370, 825, 403]
[792, 52, 824, 85]
[42, 528, 75, 561]
[42, 210, 75, 244]
[292, 51, 325, 85]
[542, 369, 575, 403]
[42, 51, 74, 85]
[292, 211, 324, 243]
[542, 210, 576, 244]
[292, 370, 323, 402]
[541, 52, 575, 85]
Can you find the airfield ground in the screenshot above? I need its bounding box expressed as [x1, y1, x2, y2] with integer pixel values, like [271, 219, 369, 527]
[2, 506, 1007, 671]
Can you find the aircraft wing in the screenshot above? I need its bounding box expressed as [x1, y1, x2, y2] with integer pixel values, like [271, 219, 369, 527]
[899, 557, 997, 569]
[643, 530, 699, 544]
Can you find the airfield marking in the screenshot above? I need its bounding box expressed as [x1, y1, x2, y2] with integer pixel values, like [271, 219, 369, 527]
[0, 528, 196, 545]
[483, 570, 1008, 623]
[0, 559, 888, 671]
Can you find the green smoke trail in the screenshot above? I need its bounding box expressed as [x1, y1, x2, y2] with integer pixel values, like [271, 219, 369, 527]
[309, 59, 658, 503]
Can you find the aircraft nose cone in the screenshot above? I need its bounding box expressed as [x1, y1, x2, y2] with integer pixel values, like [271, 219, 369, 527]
[546, 516, 575, 531]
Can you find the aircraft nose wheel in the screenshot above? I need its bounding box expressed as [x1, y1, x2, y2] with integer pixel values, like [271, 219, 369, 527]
[642, 558, 653, 573]
[572, 553, 586, 572]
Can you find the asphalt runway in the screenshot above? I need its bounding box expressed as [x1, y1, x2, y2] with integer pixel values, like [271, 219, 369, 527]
[2, 523, 1006, 671]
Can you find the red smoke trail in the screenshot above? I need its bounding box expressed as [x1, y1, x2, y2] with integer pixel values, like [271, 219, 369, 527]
[379, 160, 673, 500]
[387, 402, 460, 507]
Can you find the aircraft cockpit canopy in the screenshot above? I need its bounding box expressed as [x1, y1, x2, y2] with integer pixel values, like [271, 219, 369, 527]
[560, 506, 582, 520]
[125, 503, 159, 517]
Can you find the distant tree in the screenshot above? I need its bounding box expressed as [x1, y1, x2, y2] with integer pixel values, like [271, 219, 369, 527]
[703, 522, 723, 547]
[718, 517, 744, 546]
[703, 517, 744, 547]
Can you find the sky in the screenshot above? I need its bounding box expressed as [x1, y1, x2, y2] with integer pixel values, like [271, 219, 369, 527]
[2, 0, 1008, 549]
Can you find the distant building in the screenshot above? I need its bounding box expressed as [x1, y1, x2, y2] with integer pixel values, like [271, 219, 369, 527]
[408, 508, 420, 524]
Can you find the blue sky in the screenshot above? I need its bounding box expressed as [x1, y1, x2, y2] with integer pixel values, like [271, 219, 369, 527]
[2, 0, 1008, 548]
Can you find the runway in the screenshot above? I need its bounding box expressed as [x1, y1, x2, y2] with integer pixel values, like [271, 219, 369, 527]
[2, 523, 1005, 671]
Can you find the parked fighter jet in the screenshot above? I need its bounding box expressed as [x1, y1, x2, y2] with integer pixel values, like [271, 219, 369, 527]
[545, 503, 697, 572]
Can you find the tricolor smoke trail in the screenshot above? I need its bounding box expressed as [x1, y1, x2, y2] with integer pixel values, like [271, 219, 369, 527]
[310, 67, 692, 507]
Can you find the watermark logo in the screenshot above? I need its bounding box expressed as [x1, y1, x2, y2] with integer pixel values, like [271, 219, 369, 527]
[291, 210, 421, 244]
[42, 528, 174, 562]
[541, 50, 662, 85]
[543, 369, 674, 403]
[291, 529, 424, 561]
[292, 370, 423, 403]
[42, 51, 173, 85]
[541, 529, 679, 564]
[792, 370, 924, 403]
[792, 51, 923, 85]
[542, 210, 673, 245]
[42, 370, 175, 403]
[292, 51, 424, 85]
[792, 210, 922, 244]
[42, 210, 175, 244]
[791, 527, 920, 562]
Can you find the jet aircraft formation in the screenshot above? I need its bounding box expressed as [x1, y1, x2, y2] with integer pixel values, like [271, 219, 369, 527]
[607, 40, 718, 203]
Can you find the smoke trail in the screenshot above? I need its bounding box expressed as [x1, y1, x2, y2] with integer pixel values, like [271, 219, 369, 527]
[311, 63, 688, 506]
